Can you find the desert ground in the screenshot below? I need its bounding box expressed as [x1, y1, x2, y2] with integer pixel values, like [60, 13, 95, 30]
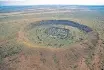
[0, 6, 104, 70]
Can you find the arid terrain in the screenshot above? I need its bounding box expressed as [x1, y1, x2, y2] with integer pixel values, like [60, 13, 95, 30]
[0, 5, 104, 70]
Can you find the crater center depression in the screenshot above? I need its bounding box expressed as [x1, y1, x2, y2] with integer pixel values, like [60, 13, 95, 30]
[45, 27, 69, 39]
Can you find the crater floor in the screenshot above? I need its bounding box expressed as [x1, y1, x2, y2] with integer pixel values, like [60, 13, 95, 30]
[23, 20, 93, 48]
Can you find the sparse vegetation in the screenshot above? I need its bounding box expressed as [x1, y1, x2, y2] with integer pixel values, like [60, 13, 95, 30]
[52, 54, 59, 64]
